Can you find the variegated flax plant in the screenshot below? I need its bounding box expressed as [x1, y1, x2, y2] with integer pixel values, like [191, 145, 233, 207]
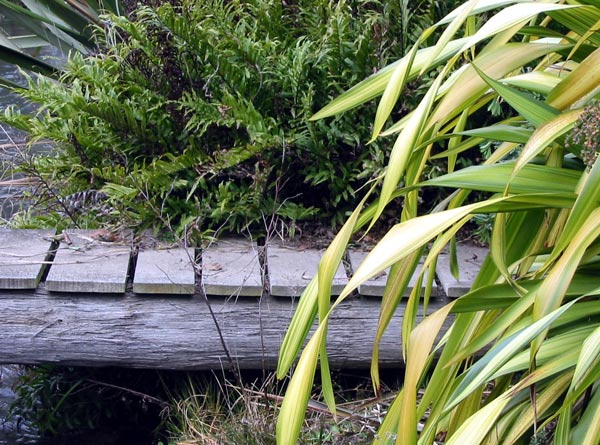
[276, 1, 600, 445]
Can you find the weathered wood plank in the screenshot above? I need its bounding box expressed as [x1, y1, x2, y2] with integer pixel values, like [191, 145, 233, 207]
[268, 244, 347, 297]
[0, 228, 55, 289]
[0, 287, 451, 369]
[436, 242, 488, 298]
[45, 231, 131, 293]
[202, 239, 263, 297]
[133, 248, 196, 295]
[347, 250, 440, 297]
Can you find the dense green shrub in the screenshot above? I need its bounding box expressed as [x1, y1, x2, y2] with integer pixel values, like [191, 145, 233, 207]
[2, 0, 457, 237]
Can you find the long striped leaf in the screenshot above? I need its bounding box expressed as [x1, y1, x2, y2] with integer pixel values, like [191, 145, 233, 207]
[419, 0, 477, 76]
[276, 276, 318, 378]
[547, 45, 600, 109]
[458, 3, 577, 54]
[571, 385, 600, 445]
[444, 394, 511, 445]
[503, 71, 564, 95]
[348, 200, 503, 293]
[562, 324, 600, 408]
[513, 108, 582, 173]
[370, 41, 419, 142]
[309, 38, 468, 120]
[550, 6, 600, 46]
[445, 298, 578, 413]
[552, 156, 600, 261]
[369, 64, 447, 226]
[533, 208, 600, 325]
[371, 249, 422, 391]
[428, 42, 567, 128]
[397, 303, 454, 445]
[503, 373, 573, 445]
[436, 0, 539, 26]
[276, 326, 324, 445]
[472, 64, 561, 127]
[423, 162, 581, 195]
[457, 124, 532, 144]
[316, 195, 369, 415]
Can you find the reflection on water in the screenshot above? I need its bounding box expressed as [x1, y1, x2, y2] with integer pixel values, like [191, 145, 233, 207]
[0, 17, 65, 220]
[0, 366, 40, 445]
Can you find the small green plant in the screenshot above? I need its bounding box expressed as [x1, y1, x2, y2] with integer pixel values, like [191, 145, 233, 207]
[471, 213, 494, 245]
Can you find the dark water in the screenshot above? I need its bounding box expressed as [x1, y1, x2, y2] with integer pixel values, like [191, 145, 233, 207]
[0, 63, 30, 220]
[0, 15, 63, 220]
[0, 367, 40, 445]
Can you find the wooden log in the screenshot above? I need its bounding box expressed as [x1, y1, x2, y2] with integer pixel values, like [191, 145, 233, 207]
[0, 287, 450, 370]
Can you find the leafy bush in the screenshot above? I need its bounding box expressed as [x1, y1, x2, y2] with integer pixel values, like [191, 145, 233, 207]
[2, 0, 458, 236]
[276, 1, 600, 444]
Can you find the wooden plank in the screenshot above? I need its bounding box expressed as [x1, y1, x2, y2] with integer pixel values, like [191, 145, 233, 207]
[436, 242, 488, 298]
[0, 228, 55, 289]
[202, 239, 263, 297]
[133, 248, 196, 295]
[267, 244, 347, 297]
[45, 230, 131, 293]
[347, 250, 440, 297]
[0, 288, 451, 369]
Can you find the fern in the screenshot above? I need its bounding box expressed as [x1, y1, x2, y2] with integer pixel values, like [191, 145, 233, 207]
[3, 0, 461, 236]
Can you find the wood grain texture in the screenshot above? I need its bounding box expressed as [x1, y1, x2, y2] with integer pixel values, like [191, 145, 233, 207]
[268, 244, 347, 297]
[133, 248, 196, 294]
[202, 239, 263, 297]
[0, 228, 55, 289]
[45, 231, 131, 293]
[0, 287, 450, 370]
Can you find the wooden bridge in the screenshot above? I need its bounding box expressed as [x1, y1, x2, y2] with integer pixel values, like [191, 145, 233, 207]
[0, 228, 486, 370]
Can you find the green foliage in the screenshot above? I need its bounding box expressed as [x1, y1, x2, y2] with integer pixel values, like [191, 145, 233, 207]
[277, 1, 600, 444]
[2, 0, 457, 236]
[9, 365, 169, 441]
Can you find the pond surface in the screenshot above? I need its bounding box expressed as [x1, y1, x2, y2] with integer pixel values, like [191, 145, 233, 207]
[0, 366, 40, 445]
[0, 16, 63, 220]
[0, 58, 31, 220]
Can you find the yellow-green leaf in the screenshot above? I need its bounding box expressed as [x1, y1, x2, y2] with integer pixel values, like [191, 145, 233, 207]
[547, 45, 600, 109]
[276, 326, 324, 445]
[444, 394, 511, 445]
[458, 3, 577, 54]
[370, 41, 419, 142]
[310, 38, 468, 121]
